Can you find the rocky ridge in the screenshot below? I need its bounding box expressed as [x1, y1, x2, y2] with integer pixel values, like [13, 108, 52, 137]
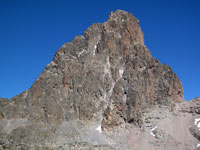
[0, 10, 199, 150]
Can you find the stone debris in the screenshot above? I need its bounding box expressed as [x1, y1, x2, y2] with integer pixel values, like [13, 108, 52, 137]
[150, 126, 158, 137]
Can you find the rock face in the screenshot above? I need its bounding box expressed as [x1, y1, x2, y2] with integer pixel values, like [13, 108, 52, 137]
[0, 10, 199, 150]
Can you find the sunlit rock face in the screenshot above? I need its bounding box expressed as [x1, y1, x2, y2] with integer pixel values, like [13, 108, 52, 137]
[1, 10, 199, 150]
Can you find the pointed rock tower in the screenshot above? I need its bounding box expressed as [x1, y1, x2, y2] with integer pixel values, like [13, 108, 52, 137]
[1, 10, 195, 150]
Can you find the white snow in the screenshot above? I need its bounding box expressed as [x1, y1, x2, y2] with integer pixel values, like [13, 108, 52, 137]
[195, 118, 200, 125]
[119, 68, 124, 78]
[78, 49, 86, 57]
[150, 132, 156, 137]
[96, 125, 102, 133]
[197, 144, 200, 148]
[194, 118, 200, 130]
[150, 126, 158, 137]
[197, 123, 200, 129]
[93, 45, 97, 56]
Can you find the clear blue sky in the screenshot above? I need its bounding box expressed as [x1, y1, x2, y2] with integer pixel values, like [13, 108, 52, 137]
[0, 0, 199, 100]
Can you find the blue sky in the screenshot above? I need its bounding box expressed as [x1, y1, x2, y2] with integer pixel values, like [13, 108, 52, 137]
[0, 0, 199, 100]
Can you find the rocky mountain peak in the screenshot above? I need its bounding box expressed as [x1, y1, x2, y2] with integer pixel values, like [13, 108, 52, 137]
[0, 10, 197, 150]
[107, 10, 144, 46]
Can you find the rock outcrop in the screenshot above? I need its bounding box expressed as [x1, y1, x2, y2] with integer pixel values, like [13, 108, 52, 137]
[0, 10, 199, 150]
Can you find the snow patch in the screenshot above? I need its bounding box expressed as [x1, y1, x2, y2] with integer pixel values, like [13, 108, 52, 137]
[150, 126, 158, 137]
[197, 144, 200, 148]
[197, 123, 200, 129]
[194, 118, 200, 130]
[194, 118, 200, 125]
[78, 49, 86, 57]
[150, 132, 155, 137]
[119, 68, 124, 78]
[93, 45, 97, 56]
[96, 125, 102, 133]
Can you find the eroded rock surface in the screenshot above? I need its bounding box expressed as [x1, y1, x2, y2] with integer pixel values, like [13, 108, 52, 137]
[0, 10, 199, 150]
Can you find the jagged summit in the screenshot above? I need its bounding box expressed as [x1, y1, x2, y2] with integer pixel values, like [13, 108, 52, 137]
[108, 10, 140, 27]
[108, 10, 144, 45]
[0, 10, 199, 150]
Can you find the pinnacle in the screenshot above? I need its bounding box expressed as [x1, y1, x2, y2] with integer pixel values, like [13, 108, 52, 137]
[0, 10, 192, 150]
[108, 9, 139, 23]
